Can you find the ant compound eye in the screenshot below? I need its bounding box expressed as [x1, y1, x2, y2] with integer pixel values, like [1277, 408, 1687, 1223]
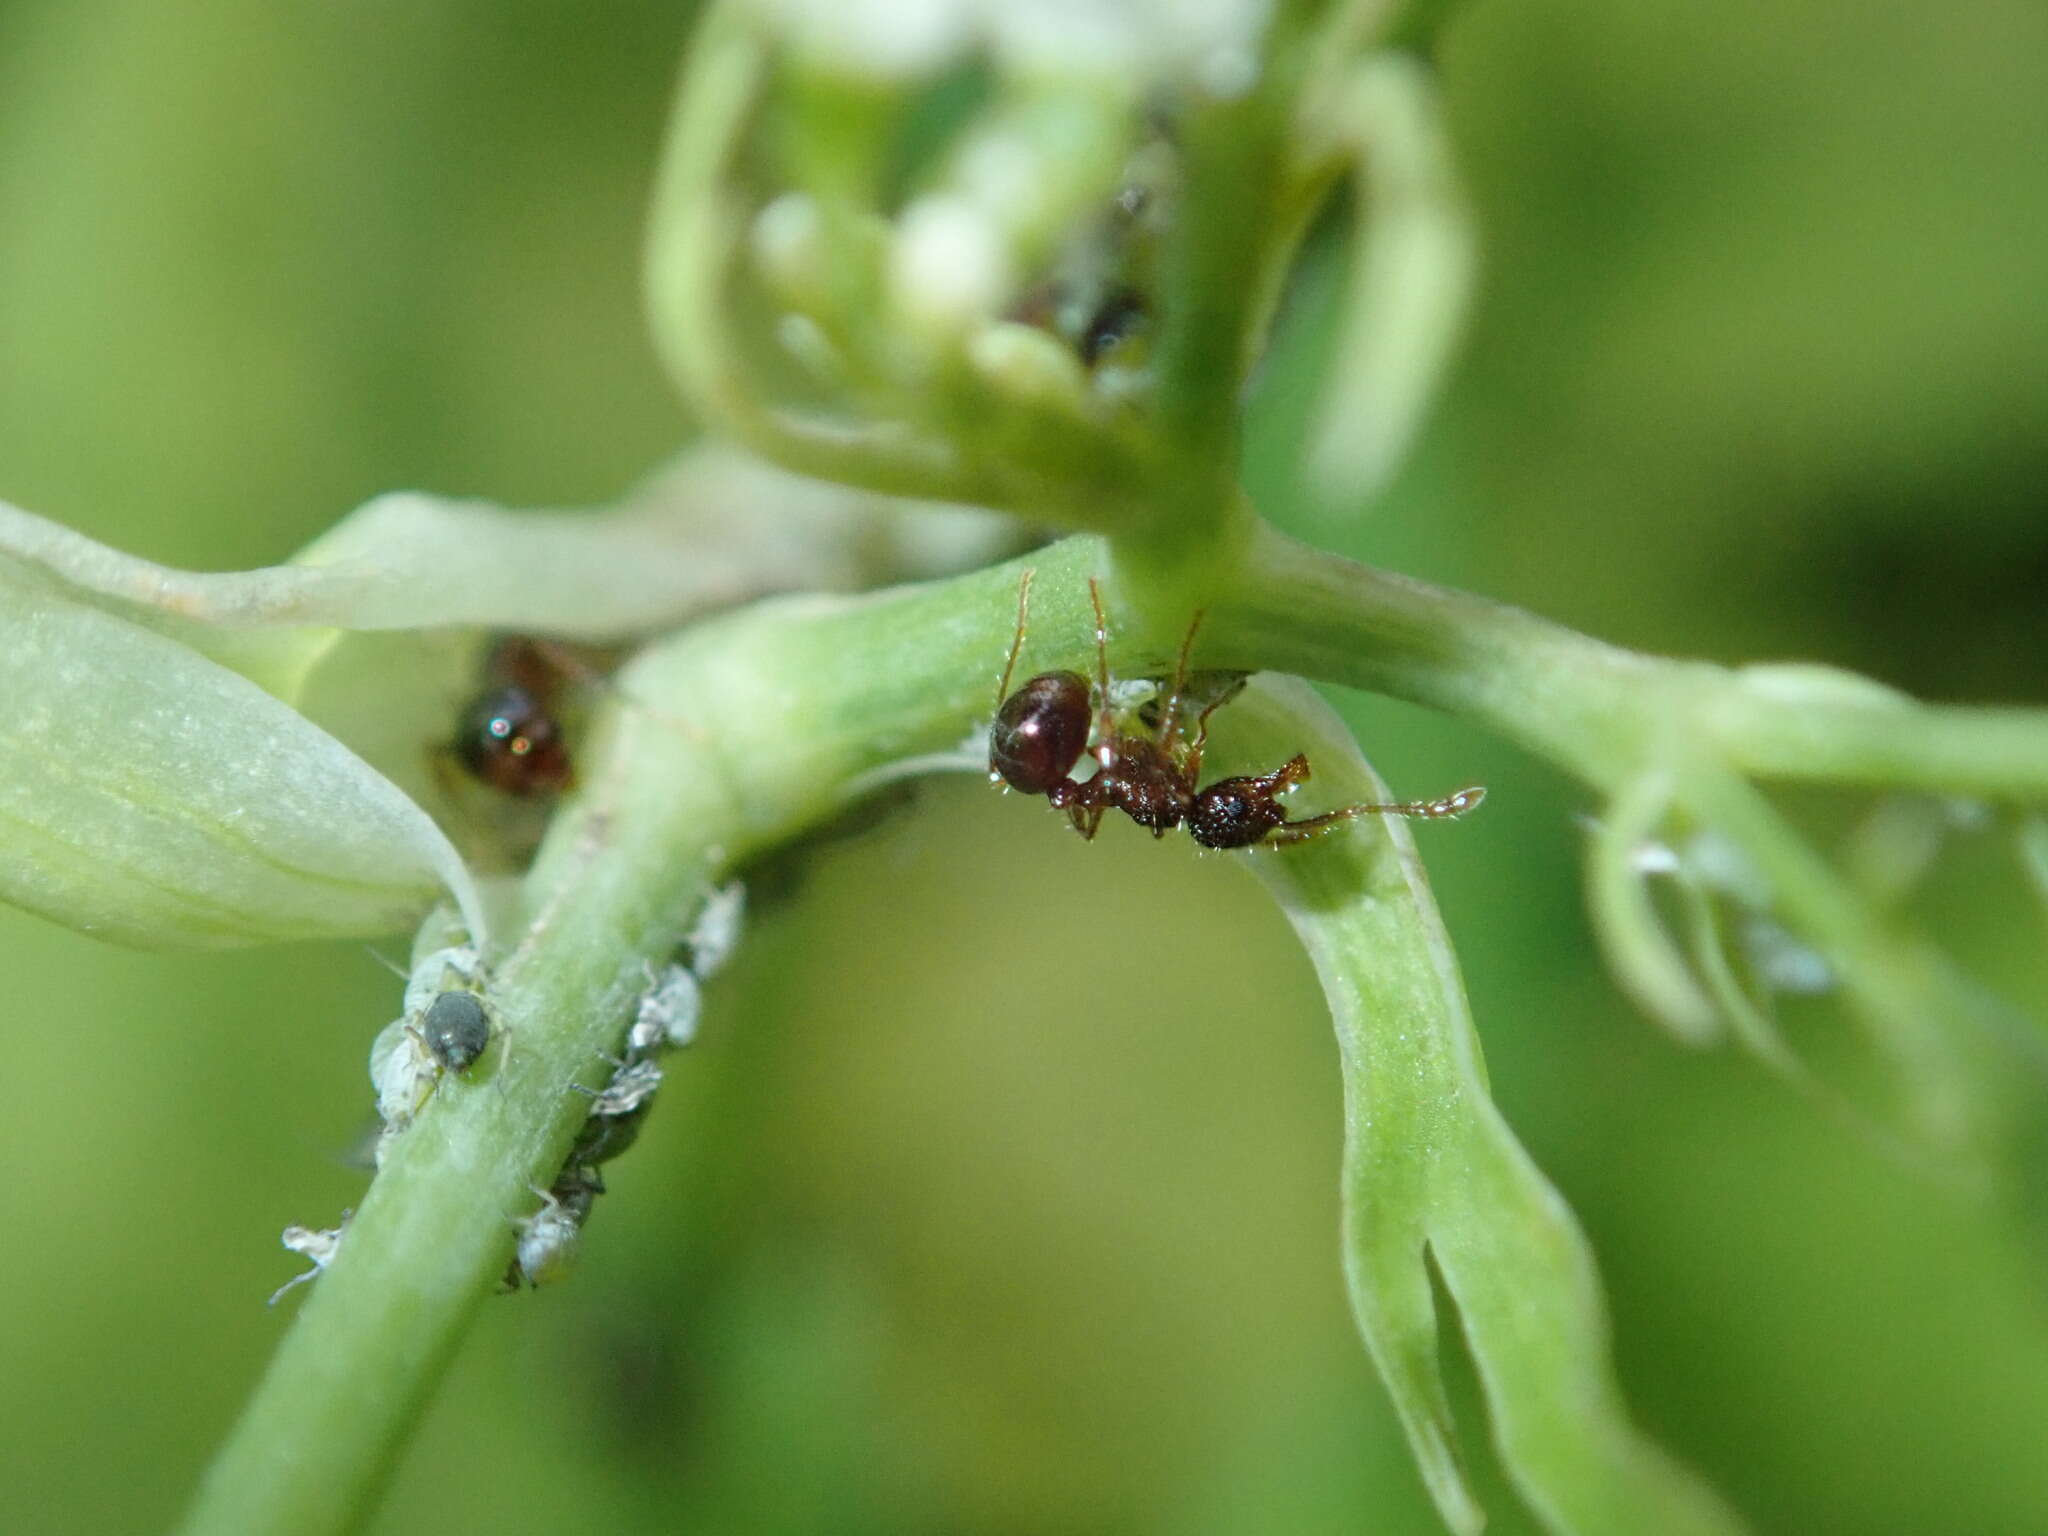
[989, 671, 1092, 795]
[421, 991, 491, 1074]
[455, 684, 573, 797]
[1187, 779, 1284, 850]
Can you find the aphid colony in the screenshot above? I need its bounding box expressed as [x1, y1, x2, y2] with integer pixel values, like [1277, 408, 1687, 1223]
[505, 891, 735, 1292]
[274, 561, 1477, 1306]
[271, 885, 745, 1305]
[988, 571, 1484, 847]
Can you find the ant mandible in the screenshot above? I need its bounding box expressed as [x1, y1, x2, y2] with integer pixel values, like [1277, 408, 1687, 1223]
[987, 570, 1484, 849]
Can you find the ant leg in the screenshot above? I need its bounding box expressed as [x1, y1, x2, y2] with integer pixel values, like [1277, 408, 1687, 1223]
[995, 567, 1036, 710]
[1155, 607, 1206, 757]
[1265, 783, 1488, 845]
[1266, 754, 1312, 793]
[1178, 678, 1247, 785]
[1055, 776, 1108, 840]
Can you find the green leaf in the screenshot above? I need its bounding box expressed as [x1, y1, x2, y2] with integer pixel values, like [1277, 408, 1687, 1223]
[0, 566, 481, 947]
[0, 444, 1022, 948]
[1227, 677, 1747, 1536]
[3, 447, 1012, 663]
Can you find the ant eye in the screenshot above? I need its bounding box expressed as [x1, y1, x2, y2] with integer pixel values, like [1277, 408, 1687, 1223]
[455, 684, 572, 796]
[990, 671, 1092, 794]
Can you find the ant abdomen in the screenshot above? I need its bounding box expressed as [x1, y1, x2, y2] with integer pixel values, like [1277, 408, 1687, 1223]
[989, 670, 1092, 794]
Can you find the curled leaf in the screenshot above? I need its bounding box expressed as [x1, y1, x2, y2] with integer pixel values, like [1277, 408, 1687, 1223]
[1227, 677, 1746, 1536]
[1585, 772, 1721, 1045]
[0, 566, 482, 947]
[1675, 769, 2048, 1200]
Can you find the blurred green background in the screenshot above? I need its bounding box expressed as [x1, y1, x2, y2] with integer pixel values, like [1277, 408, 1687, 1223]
[3, 2, 2046, 1532]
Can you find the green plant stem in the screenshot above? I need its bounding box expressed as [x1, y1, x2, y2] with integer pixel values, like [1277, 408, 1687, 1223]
[179, 692, 731, 1535]
[1214, 521, 1668, 784]
[179, 552, 1108, 1536]
[182, 519, 2048, 1533]
[1219, 522, 2048, 803]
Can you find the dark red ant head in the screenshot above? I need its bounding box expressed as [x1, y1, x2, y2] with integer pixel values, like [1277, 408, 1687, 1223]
[455, 684, 573, 797]
[989, 670, 1092, 795]
[1186, 776, 1288, 849]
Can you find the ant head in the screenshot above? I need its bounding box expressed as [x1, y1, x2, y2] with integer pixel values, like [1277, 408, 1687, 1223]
[1186, 776, 1290, 850]
[454, 684, 573, 796]
[989, 670, 1092, 795]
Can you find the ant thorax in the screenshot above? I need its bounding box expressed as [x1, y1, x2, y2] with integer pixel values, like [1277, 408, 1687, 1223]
[987, 569, 1485, 850]
[1085, 725, 1190, 834]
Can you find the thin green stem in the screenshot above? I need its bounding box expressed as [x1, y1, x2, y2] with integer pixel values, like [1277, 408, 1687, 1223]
[180, 702, 729, 1536]
[1215, 523, 2048, 803]
[1214, 521, 1667, 784]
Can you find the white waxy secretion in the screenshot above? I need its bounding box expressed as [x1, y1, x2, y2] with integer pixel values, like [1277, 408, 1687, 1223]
[687, 882, 747, 980]
[629, 964, 702, 1055]
[269, 1216, 350, 1306]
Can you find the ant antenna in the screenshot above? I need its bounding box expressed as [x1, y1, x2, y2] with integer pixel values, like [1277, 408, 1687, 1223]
[1179, 678, 1242, 787]
[995, 568, 1035, 710]
[1087, 578, 1116, 766]
[1268, 785, 1488, 845]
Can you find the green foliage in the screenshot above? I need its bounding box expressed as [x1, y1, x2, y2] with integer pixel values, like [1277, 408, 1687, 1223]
[1, 3, 2044, 1535]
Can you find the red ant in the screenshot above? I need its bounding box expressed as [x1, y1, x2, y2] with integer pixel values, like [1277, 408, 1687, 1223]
[987, 570, 1484, 849]
[452, 637, 587, 798]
